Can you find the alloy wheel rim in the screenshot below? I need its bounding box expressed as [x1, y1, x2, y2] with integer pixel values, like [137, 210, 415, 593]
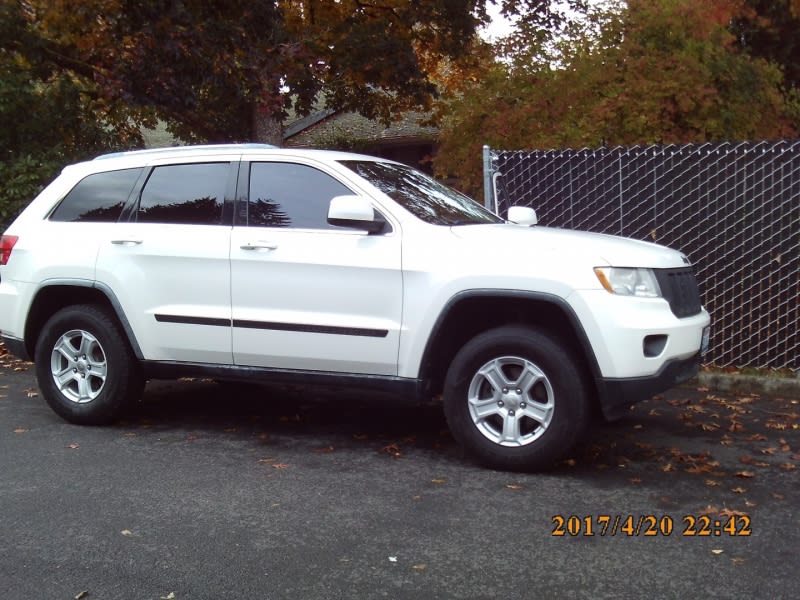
[50, 329, 108, 404]
[467, 355, 555, 447]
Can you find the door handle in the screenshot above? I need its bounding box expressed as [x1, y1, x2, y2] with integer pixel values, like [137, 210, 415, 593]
[240, 242, 278, 250]
[111, 239, 143, 245]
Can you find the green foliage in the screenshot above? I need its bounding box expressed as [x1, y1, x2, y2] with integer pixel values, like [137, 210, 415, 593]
[733, 0, 800, 90]
[434, 0, 799, 198]
[0, 155, 60, 229]
[0, 0, 151, 228]
[7, 0, 490, 144]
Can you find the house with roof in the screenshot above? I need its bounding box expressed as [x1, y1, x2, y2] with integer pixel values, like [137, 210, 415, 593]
[142, 108, 440, 173]
[283, 109, 439, 173]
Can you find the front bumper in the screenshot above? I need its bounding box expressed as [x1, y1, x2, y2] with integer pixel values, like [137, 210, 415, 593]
[598, 352, 701, 420]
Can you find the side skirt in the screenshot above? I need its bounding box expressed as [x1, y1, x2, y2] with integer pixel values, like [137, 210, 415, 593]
[141, 361, 428, 400]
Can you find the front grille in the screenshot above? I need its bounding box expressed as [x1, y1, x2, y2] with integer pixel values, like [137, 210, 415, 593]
[655, 268, 703, 318]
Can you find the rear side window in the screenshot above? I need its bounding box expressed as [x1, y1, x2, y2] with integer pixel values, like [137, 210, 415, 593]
[50, 168, 142, 222]
[137, 163, 228, 225]
[248, 162, 352, 229]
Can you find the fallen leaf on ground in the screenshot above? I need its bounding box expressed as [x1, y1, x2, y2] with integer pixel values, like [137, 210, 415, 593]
[160, 593, 176, 600]
[731, 487, 746, 493]
[74, 591, 89, 600]
[505, 484, 523, 490]
[272, 463, 289, 470]
[705, 480, 721, 487]
[712, 549, 724, 555]
[686, 464, 714, 474]
[13, 428, 29, 433]
[313, 446, 335, 453]
[120, 530, 133, 536]
[412, 564, 428, 571]
[728, 421, 745, 432]
[431, 478, 447, 484]
[381, 443, 402, 457]
[735, 471, 755, 478]
[719, 508, 748, 517]
[66, 443, 79, 450]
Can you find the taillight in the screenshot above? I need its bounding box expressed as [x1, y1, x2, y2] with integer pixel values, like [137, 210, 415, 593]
[0, 235, 18, 265]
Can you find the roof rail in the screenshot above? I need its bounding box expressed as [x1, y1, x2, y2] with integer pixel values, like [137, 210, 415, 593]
[93, 143, 278, 160]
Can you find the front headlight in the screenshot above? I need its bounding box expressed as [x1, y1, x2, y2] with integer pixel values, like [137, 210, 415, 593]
[594, 267, 662, 298]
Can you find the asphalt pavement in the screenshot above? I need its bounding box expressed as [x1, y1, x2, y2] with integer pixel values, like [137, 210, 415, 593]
[1, 352, 798, 600]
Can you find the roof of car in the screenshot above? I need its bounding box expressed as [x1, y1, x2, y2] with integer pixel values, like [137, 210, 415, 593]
[92, 144, 387, 164]
[59, 145, 396, 181]
[93, 143, 278, 160]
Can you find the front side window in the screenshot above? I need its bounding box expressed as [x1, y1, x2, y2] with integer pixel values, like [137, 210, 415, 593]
[339, 160, 502, 226]
[50, 168, 142, 222]
[137, 163, 228, 225]
[248, 162, 352, 229]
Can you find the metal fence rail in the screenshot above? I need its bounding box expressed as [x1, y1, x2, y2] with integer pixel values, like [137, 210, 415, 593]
[489, 141, 800, 372]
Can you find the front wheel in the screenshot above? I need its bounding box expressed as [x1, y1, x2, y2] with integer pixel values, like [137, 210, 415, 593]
[35, 304, 144, 425]
[443, 325, 590, 471]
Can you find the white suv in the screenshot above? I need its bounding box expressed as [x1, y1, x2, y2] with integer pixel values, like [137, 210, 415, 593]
[0, 144, 710, 470]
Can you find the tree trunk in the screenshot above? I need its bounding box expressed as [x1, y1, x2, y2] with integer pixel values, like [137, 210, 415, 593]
[252, 107, 283, 146]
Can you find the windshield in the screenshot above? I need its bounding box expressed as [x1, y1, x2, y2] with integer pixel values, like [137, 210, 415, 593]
[339, 160, 502, 226]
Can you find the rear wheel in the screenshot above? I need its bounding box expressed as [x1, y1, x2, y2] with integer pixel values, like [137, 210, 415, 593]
[35, 304, 144, 424]
[443, 325, 589, 471]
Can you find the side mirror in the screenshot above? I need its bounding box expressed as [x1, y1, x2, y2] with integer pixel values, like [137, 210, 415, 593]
[507, 206, 538, 226]
[328, 195, 386, 234]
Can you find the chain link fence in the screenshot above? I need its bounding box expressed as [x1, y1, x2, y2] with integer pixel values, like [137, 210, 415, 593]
[488, 141, 800, 372]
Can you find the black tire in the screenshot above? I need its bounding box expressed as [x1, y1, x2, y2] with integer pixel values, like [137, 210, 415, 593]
[443, 325, 589, 471]
[34, 304, 144, 425]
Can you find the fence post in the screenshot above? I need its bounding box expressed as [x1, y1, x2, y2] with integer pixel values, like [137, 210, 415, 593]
[482, 145, 494, 211]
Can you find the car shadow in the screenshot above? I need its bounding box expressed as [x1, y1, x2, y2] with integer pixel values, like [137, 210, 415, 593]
[119, 379, 454, 452]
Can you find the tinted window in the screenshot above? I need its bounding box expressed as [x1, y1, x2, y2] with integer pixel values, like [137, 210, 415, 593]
[248, 162, 352, 229]
[137, 163, 228, 225]
[339, 160, 502, 226]
[50, 168, 142, 222]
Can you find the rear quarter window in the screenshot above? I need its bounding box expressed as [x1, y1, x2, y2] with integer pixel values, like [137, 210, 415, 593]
[49, 168, 142, 222]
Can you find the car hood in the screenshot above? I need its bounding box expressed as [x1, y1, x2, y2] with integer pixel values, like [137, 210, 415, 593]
[449, 224, 690, 269]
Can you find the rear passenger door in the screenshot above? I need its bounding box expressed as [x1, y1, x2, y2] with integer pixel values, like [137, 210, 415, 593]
[229, 159, 403, 375]
[95, 159, 235, 364]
